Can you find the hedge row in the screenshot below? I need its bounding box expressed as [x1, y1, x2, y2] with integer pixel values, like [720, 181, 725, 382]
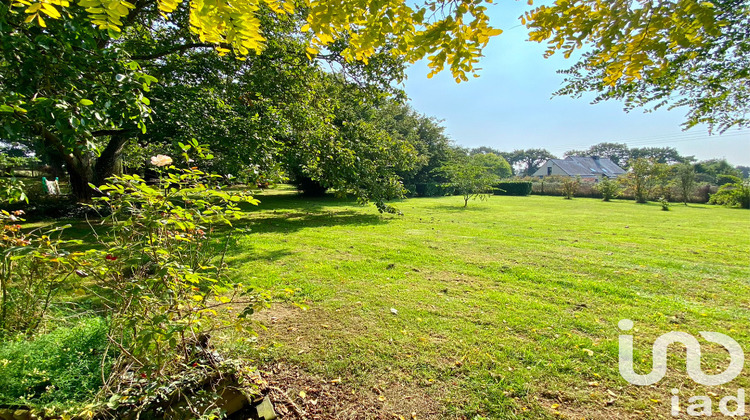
[493, 181, 532, 196]
[531, 181, 718, 203]
[404, 183, 451, 197]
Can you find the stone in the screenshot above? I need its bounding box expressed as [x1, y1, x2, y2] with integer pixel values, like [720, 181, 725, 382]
[252, 396, 277, 420]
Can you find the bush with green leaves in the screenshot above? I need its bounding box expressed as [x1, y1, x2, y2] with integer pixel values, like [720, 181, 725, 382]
[561, 176, 581, 199]
[83, 141, 268, 383]
[0, 177, 27, 205]
[596, 178, 621, 201]
[621, 158, 669, 203]
[659, 197, 670, 211]
[0, 211, 84, 336]
[1, 166, 85, 337]
[0, 141, 271, 417]
[709, 176, 750, 209]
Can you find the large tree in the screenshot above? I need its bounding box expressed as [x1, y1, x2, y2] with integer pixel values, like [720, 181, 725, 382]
[694, 158, 743, 183]
[526, 0, 749, 132]
[511, 148, 557, 176]
[629, 146, 688, 164]
[1, 0, 504, 201]
[0, 3, 155, 199]
[565, 143, 687, 168]
[0, 1, 414, 202]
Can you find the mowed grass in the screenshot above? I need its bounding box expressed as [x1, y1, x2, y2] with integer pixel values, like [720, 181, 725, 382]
[224, 189, 750, 419]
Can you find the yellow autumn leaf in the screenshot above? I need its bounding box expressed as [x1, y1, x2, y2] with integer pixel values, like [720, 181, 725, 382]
[25, 2, 42, 13]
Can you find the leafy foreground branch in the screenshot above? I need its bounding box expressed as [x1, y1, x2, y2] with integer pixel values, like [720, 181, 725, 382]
[0, 145, 280, 418]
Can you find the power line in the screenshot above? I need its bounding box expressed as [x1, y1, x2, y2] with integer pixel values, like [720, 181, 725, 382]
[557, 130, 748, 151]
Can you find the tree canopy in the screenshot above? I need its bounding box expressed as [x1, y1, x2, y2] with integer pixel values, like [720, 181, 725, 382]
[8, 0, 503, 81]
[526, 0, 749, 132]
[0, 0, 420, 205]
[564, 143, 690, 168]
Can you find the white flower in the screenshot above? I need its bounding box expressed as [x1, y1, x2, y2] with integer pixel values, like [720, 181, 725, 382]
[150, 154, 173, 167]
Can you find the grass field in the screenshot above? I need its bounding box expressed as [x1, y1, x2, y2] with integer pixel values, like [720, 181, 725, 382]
[216, 189, 750, 419]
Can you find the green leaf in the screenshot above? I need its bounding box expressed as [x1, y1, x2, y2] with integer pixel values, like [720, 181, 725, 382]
[79, 99, 94, 106]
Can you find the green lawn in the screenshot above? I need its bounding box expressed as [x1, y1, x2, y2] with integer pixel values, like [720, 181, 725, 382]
[224, 190, 749, 419]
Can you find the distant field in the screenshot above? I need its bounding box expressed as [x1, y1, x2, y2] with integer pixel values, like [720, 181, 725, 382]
[223, 190, 749, 419]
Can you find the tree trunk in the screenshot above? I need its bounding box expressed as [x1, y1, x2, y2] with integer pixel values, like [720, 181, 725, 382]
[66, 134, 130, 202]
[68, 165, 94, 202]
[93, 134, 129, 184]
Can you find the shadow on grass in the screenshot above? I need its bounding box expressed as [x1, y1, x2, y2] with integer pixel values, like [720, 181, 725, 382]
[219, 194, 391, 261]
[232, 209, 387, 235]
[21, 192, 392, 256]
[227, 247, 296, 263]
[429, 203, 495, 212]
[243, 192, 361, 212]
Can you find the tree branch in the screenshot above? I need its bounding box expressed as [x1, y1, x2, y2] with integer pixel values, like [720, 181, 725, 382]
[92, 128, 137, 137]
[12, 111, 82, 174]
[131, 42, 213, 60]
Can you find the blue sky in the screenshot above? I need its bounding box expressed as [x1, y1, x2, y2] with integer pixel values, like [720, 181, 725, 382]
[401, 1, 750, 166]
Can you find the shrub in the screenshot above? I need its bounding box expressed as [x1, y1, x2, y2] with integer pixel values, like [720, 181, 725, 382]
[596, 178, 621, 201]
[709, 177, 750, 209]
[561, 176, 581, 199]
[85, 142, 269, 379]
[493, 181, 532, 196]
[0, 142, 271, 416]
[0, 177, 27, 205]
[0, 211, 84, 336]
[412, 182, 450, 197]
[0, 317, 111, 410]
[531, 180, 601, 198]
[659, 197, 670, 211]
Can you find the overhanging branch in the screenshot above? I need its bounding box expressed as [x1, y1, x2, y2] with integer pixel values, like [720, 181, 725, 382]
[132, 42, 214, 60]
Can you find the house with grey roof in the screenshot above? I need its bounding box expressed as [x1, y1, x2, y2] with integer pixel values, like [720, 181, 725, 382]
[532, 156, 626, 181]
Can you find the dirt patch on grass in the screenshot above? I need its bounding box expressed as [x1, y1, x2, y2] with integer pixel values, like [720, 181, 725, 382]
[261, 362, 445, 419]
[252, 305, 447, 419]
[537, 394, 646, 420]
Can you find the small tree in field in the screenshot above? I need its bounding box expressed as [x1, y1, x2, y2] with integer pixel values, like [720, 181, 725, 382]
[597, 177, 621, 201]
[675, 163, 696, 205]
[621, 158, 669, 203]
[561, 176, 581, 199]
[440, 156, 499, 207]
